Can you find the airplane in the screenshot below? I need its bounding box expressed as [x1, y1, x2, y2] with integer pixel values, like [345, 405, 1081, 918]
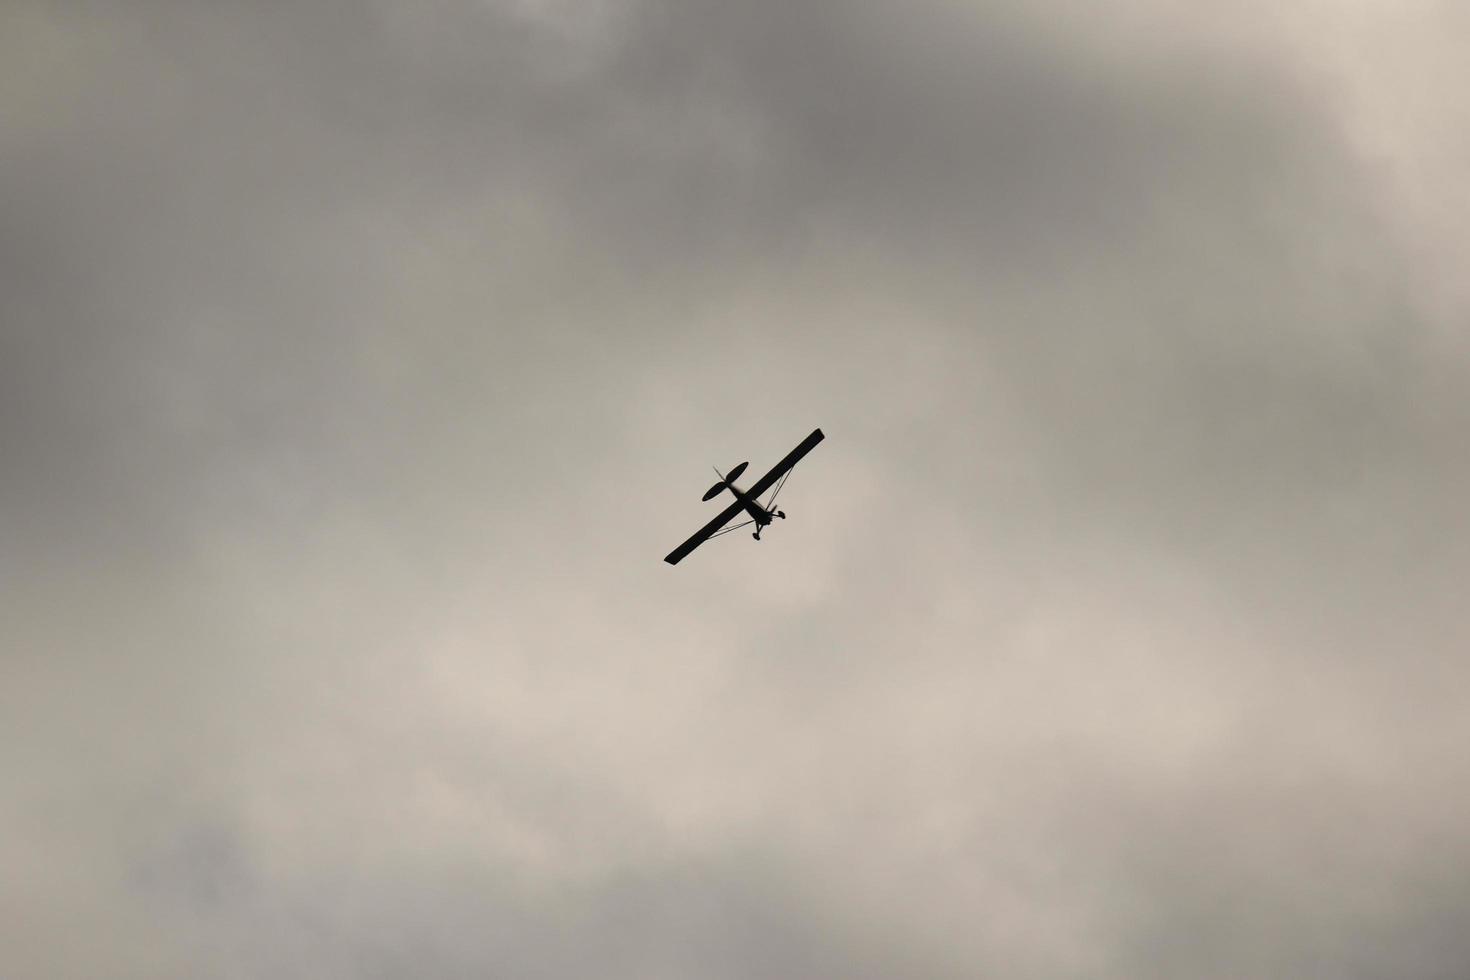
[664, 428, 825, 565]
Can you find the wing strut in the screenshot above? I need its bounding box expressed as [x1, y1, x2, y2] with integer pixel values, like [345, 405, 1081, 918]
[709, 519, 756, 539]
[763, 468, 792, 510]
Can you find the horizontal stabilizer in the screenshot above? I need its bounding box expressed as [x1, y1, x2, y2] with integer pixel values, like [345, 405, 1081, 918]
[702, 481, 726, 501]
[726, 461, 749, 482]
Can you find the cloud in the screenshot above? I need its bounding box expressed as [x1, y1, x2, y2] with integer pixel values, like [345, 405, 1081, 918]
[3, 1, 1468, 977]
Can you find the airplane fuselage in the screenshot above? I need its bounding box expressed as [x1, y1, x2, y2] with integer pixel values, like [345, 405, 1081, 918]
[719, 476, 773, 526]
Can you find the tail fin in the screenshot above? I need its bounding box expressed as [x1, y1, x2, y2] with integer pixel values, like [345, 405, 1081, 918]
[702, 481, 727, 502]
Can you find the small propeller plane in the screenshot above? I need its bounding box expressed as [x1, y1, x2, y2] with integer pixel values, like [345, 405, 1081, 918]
[664, 428, 825, 565]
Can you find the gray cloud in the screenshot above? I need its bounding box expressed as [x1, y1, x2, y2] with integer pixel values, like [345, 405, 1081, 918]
[4, 1, 1468, 977]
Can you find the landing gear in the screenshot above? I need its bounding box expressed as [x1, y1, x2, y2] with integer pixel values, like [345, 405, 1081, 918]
[752, 532, 761, 541]
[776, 511, 785, 519]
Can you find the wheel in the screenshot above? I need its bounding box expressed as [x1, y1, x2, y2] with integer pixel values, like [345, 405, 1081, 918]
[777, 511, 785, 519]
[752, 532, 760, 540]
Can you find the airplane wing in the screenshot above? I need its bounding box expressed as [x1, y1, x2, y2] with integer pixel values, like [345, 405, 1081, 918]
[663, 498, 748, 565]
[744, 428, 825, 501]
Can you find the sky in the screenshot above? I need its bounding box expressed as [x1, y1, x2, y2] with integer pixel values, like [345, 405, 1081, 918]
[3, 1, 1469, 977]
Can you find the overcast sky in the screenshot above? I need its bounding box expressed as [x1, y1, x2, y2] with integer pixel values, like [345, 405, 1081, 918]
[4, 2, 1469, 977]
